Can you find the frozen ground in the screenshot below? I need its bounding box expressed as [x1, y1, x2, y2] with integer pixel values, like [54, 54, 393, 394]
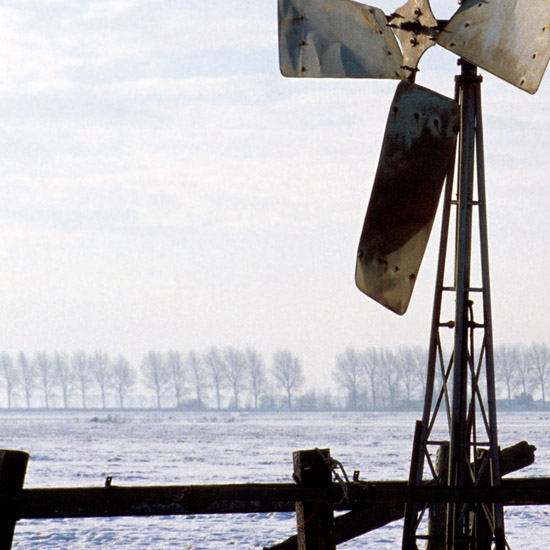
[1, 410, 549, 549]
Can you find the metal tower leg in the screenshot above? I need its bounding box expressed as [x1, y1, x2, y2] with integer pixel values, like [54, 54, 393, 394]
[402, 61, 505, 550]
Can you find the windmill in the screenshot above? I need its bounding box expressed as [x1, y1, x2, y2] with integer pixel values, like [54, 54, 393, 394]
[278, 0, 550, 548]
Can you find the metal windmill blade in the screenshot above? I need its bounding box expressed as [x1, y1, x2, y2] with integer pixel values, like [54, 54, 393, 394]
[278, 0, 438, 80]
[278, 0, 406, 78]
[355, 81, 459, 314]
[437, 0, 550, 94]
[278, 0, 550, 314]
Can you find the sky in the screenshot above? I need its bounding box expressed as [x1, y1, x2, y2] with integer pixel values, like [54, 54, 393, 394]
[1, 0, 550, 389]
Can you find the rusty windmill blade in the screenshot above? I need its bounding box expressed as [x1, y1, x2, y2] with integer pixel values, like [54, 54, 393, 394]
[355, 81, 459, 315]
[278, 0, 406, 79]
[437, 0, 550, 94]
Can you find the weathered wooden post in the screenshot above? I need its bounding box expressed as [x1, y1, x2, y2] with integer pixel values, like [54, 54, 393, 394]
[427, 443, 448, 550]
[0, 450, 29, 550]
[293, 449, 335, 550]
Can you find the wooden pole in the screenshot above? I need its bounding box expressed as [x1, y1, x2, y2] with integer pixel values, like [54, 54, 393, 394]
[293, 449, 335, 550]
[0, 450, 28, 550]
[427, 443, 449, 550]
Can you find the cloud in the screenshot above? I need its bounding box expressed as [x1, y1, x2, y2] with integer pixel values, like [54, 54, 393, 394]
[1, 0, 549, 385]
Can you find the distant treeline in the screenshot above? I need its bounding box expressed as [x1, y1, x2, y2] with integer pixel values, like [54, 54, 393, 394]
[0, 348, 305, 410]
[332, 342, 550, 411]
[0, 342, 548, 410]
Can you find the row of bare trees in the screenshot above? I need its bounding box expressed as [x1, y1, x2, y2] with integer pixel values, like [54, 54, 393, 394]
[0, 342, 547, 410]
[332, 346, 427, 410]
[332, 343, 550, 410]
[0, 348, 305, 410]
[494, 342, 550, 408]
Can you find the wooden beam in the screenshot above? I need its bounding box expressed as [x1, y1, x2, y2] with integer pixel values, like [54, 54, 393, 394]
[9, 475, 550, 522]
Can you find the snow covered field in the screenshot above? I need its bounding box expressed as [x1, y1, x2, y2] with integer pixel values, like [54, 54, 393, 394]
[2, 410, 549, 549]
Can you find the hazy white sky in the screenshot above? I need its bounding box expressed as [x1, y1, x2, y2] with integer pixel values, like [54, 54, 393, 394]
[1, 0, 550, 388]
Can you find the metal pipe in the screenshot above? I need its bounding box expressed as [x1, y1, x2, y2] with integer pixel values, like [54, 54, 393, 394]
[448, 59, 479, 548]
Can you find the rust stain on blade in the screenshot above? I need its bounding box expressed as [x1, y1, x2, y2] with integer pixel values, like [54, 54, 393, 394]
[278, 0, 405, 79]
[436, 0, 550, 94]
[390, 0, 439, 75]
[356, 81, 459, 314]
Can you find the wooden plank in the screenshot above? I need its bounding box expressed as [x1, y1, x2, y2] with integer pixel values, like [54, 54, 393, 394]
[9, 474, 550, 523]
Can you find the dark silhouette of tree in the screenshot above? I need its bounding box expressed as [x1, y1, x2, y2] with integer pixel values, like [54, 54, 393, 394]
[90, 351, 111, 409]
[494, 344, 520, 408]
[245, 347, 266, 409]
[35, 351, 54, 409]
[360, 347, 379, 410]
[378, 348, 401, 410]
[54, 352, 72, 408]
[515, 344, 534, 399]
[166, 350, 185, 408]
[186, 350, 205, 408]
[272, 349, 304, 408]
[400, 345, 427, 399]
[0, 352, 18, 409]
[529, 342, 550, 408]
[141, 350, 168, 409]
[18, 352, 35, 408]
[223, 347, 246, 409]
[333, 347, 363, 409]
[203, 347, 225, 409]
[71, 350, 91, 408]
[395, 345, 427, 403]
[112, 355, 135, 408]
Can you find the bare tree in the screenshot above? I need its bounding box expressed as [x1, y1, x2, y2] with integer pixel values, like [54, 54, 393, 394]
[333, 347, 363, 409]
[186, 350, 206, 408]
[71, 350, 91, 408]
[515, 344, 534, 399]
[0, 352, 19, 408]
[378, 348, 402, 410]
[360, 347, 379, 410]
[112, 355, 135, 408]
[141, 350, 168, 409]
[272, 349, 305, 408]
[396, 345, 426, 404]
[203, 347, 225, 409]
[401, 345, 427, 398]
[90, 351, 111, 409]
[54, 352, 72, 409]
[223, 347, 247, 409]
[165, 350, 185, 408]
[529, 342, 550, 408]
[35, 351, 54, 408]
[494, 344, 520, 408]
[18, 352, 35, 408]
[245, 347, 266, 409]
